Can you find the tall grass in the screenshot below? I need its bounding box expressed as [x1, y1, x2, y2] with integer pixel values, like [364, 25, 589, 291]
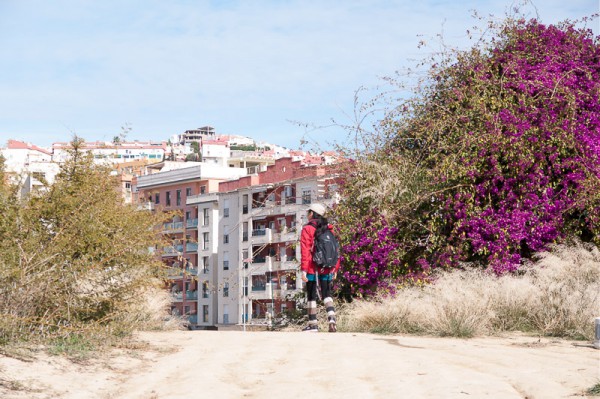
[339, 243, 600, 339]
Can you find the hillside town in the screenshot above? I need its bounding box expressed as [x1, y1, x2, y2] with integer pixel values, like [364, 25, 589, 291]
[0, 126, 342, 330]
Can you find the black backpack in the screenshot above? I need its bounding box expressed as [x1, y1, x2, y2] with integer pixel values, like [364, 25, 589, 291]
[312, 226, 340, 269]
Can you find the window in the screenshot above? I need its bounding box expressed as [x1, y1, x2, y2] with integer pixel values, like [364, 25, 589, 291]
[186, 187, 192, 196]
[223, 251, 229, 270]
[176, 190, 182, 206]
[242, 194, 249, 214]
[200, 186, 206, 194]
[155, 193, 160, 204]
[223, 283, 229, 297]
[185, 211, 191, 220]
[166, 191, 171, 206]
[202, 282, 209, 298]
[203, 208, 209, 226]
[202, 256, 209, 273]
[203, 305, 209, 322]
[243, 222, 249, 241]
[223, 225, 229, 244]
[302, 189, 311, 204]
[284, 186, 295, 204]
[243, 277, 249, 296]
[223, 199, 230, 218]
[223, 304, 229, 324]
[251, 275, 266, 291]
[203, 233, 209, 250]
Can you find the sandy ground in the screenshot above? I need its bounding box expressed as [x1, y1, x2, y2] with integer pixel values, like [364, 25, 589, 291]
[0, 330, 598, 399]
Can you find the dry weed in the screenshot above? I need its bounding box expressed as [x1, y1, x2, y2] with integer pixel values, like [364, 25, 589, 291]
[340, 243, 600, 339]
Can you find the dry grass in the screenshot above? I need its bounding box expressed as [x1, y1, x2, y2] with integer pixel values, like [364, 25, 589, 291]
[339, 243, 600, 339]
[116, 282, 185, 332]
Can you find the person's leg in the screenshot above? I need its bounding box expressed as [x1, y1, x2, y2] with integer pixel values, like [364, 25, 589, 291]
[304, 280, 318, 331]
[320, 279, 336, 332]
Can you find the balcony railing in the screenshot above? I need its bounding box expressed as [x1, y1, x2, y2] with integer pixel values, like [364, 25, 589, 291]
[163, 221, 184, 232]
[167, 267, 198, 278]
[186, 290, 198, 300]
[185, 242, 198, 252]
[186, 218, 198, 229]
[252, 229, 267, 236]
[187, 315, 198, 324]
[162, 245, 184, 256]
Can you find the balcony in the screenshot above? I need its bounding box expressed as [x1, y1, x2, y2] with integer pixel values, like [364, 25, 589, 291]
[166, 266, 198, 279]
[273, 227, 298, 243]
[186, 290, 198, 300]
[137, 202, 155, 211]
[250, 256, 272, 273]
[185, 242, 198, 253]
[250, 283, 273, 300]
[163, 221, 184, 233]
[251, 202, 298, 218]
[186, 218, 198, 229]
[172, 292, 183, 301]
[162, 245, 184, 257]
[251, 228, 272, 244]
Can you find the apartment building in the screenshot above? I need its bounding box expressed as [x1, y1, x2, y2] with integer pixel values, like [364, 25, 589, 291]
[135, 163, 248, 326]
[52, 140, 166, 165]
[190, 157, 341, 329]
[0, 139, 60, 196]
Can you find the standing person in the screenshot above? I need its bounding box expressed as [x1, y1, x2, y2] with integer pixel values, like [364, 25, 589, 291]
[300, 203, 340, 332]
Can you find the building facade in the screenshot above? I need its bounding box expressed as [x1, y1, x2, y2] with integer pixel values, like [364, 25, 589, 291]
[186, 157, 341, 329]
[135, 164, 248, 326]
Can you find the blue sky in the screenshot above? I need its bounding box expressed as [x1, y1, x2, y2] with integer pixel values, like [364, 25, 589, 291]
[0, 0, 598, 150]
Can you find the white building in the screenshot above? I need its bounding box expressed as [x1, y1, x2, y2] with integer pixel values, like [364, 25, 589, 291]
[1, 140, 60, 196]
[52, 141, 166, 165]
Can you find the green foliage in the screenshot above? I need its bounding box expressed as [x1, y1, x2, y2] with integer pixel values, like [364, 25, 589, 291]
[230, 144, 257, 151]
[190, 141, 200, 154]
[0, 137, 172, 346]
[185, 153, 201, 162]
[587, 382, 600, 396]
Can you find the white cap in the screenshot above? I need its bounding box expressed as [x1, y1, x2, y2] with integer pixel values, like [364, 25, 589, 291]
[308, 203, 326, 217]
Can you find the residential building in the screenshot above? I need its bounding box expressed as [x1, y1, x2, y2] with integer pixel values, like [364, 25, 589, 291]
[187, 157, 341, 329]
[52, 140, 166, 165]
[135, 163, 248, 328]
[0, 140, 60, 196]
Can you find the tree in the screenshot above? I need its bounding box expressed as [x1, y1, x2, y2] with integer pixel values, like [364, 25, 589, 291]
[333, 14, 600, 297]
[0, 137, 172, 344]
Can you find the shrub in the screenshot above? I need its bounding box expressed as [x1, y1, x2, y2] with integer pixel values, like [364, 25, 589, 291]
[334, 11, 600, 295]
[0, 138, 175, 346]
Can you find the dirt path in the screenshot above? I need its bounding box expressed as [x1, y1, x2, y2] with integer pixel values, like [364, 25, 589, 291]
[1, 330, 598, 398]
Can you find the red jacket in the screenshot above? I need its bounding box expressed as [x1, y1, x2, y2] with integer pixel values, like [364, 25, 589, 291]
[300, 219, 341, 275]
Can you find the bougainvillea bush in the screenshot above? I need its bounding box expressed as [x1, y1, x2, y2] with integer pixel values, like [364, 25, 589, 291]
[334, 15, 600, 297]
